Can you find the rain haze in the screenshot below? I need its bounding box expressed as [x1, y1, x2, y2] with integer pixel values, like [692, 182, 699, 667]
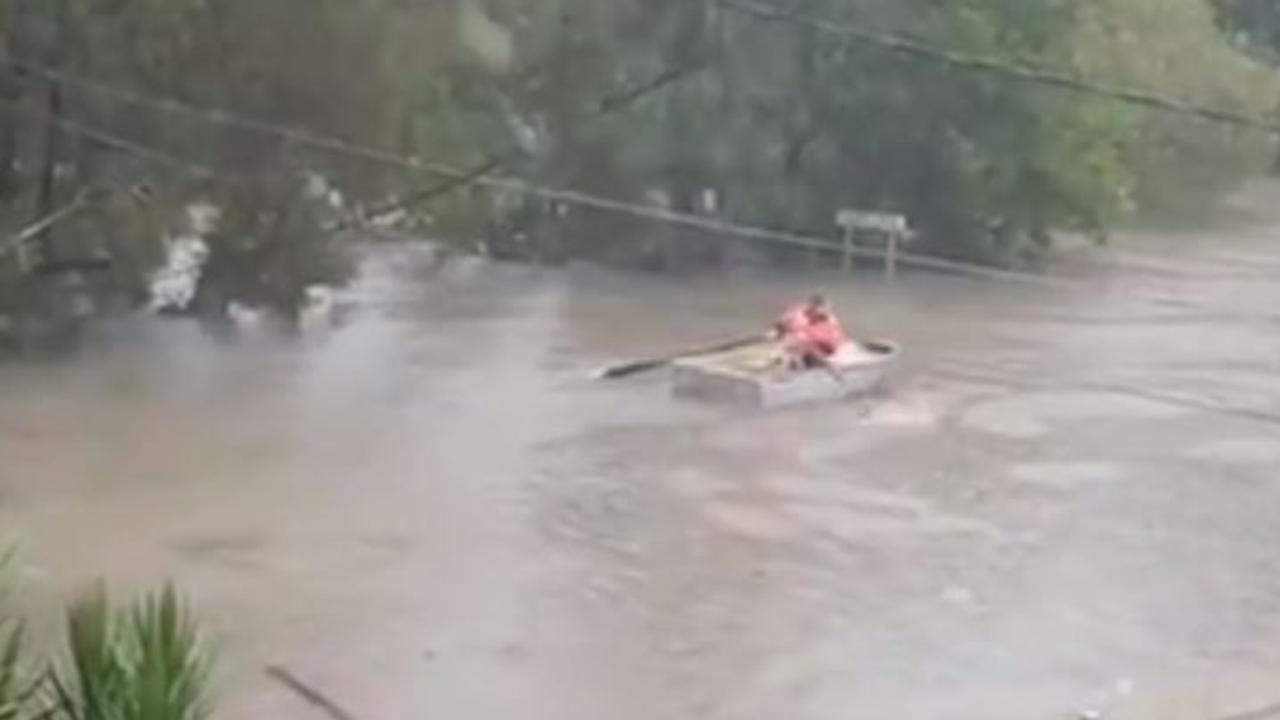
[1, 2, 1280, 719]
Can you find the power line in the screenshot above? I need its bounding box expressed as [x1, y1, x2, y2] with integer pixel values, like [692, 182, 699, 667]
[356, 53, 715, 223]
[4, 59, 414, 170]
[0, 95, 217, 178]
[4, 56, 1277, 324]
[0, 94, 215, 255]
[715, 0, 1280, 136]
[7, 54, 715, 220]
[0, 59, 1080, 281]
[0, 191, 95, 259]
[3, 8, 1273, 290]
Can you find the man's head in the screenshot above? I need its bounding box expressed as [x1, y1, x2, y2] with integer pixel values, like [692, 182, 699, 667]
[805, 293, 830, 321]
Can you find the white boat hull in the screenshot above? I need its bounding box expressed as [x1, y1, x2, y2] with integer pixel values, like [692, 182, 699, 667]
[672, 340, 900, 408]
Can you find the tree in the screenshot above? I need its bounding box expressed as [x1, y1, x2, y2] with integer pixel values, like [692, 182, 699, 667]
[404, 0, 1275, 267]
[0, 0, 409, 333]
[0, 0, 1276, 347]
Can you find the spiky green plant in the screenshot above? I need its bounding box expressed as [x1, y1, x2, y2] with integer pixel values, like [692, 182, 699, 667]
[125, 586, 211, 720]
[47, 584, 212, 720]
[0, 617, 38, 720]
[0, 555, 39, 720]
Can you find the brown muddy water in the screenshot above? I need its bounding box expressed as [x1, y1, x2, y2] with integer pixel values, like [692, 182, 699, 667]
[3, 203, 1280, 719]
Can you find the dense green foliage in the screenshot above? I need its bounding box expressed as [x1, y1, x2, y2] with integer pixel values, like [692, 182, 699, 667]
[428, 0, 1276, 266]
[0, 0, 1275, 335]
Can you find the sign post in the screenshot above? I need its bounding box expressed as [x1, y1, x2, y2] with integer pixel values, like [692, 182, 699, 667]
[840, 223, 856, 272]
[835, 210, 909, 279]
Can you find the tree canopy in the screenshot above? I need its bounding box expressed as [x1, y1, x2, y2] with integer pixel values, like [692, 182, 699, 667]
[0, 0, 1276, 338]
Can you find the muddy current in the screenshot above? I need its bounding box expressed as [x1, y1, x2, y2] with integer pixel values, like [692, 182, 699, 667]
[3, 206, 1280, 719]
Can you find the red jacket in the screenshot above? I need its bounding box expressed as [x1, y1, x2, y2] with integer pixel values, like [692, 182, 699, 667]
[775, 304, 847, 356]
[775, 304, 810, 337]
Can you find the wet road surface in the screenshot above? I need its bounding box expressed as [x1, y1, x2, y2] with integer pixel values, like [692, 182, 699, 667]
[3, 189, 1280, 719]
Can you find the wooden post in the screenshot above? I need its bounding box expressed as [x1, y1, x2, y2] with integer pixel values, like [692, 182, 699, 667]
[886, 231, 899, 279]
[34, 0, 70, 223]
[837, 209, 907, 278]
[841, 224, 854, 272]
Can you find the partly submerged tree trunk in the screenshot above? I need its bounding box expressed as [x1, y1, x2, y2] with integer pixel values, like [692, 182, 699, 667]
[0, 82, 20, 203]
[32, 0, 69, 260]
[0, 0, 28, 203]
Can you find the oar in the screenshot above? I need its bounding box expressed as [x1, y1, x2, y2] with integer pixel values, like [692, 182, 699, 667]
[592, 335, 766, 380]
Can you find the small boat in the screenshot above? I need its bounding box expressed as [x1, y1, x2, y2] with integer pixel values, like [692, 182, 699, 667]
[671, 340, 900, 408]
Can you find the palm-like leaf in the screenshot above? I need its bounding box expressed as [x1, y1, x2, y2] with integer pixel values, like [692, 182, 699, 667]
[0, 547, 41, 720]
[126, 586, 210, 720]
[47, 584, 212, 720]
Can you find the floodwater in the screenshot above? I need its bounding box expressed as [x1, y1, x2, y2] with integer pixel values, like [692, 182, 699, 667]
[3, 190, 1280, 719]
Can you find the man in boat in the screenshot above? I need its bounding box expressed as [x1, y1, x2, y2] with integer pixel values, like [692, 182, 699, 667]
[770, 294, 850, 370]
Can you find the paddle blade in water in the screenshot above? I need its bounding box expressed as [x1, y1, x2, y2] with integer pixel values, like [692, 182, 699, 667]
[592, 359, 665, 380]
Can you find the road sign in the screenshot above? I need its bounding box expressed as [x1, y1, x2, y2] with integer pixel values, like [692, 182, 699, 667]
[835, 210, 908, 235]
